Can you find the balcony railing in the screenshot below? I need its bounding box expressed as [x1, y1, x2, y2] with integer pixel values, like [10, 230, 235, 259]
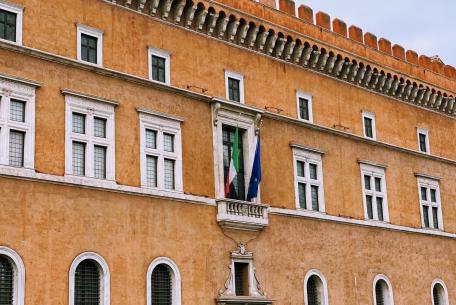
[216, 199, 269, 231]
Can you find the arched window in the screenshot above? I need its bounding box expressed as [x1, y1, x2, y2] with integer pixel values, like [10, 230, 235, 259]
[69, 252, 110, 305]
[304, 270, 328, 305]
[147, 257, 181, 305]
[373, 275, 394, 305]
[432, 280, 448, 305]
[0, 247, 25, 305]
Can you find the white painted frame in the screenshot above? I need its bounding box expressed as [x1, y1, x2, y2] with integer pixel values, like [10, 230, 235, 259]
[0, 0, 23, 45]
[224, 70, 245, 104]
[296, 91, 313, 123]
[64, 94, 116, 181]
[0, 246, 25, 305]
[69, 252, 110, 305]
[292, 147, 324, 212]
[417, 128, 430, 154]
[373, 274, 394, 305]
[304, 269, 329, 305]
[139, 111, 183, 192]
[146, 257, 181, 305]
[0, 77, 36, 169]
[148, 47, 171, 85]
[77, 24, 103, 66]
[417, 176, 443, 230]
[362, 111, 376, 140]
[212, 106, 257, 200]
[431, 279, 449, 305]
[360, 163, 389, 222]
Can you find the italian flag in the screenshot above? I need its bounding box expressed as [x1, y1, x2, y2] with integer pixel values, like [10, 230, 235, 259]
[225, 128, 240, 197]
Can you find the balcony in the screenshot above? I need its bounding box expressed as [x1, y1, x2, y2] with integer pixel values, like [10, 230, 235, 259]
[216, 199, 269, 231]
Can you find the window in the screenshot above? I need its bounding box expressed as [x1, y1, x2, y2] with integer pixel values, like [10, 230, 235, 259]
[147, 257, 181, 305]
[417, 176, 442, 230]
[373, 275, 394, 305]
[362, 111, 376, 139]
[224, 71, 244, 103]
[0, 78, 36, 170]
[432, 280, 448, 305]
[360, 162, 389, 222]
[64, 91, 116, 181]
[69, 252, 110, 305]
[0, 2, 22, 44]
[148, 48, 171, 85]
[223, 126, 246, 200]
[296, 91, 313, 122]
[77, 25, 103, 66]
[0, 247, 25, 305]
[304, 270, 328, 305]
[234, 262, 249, 296]
[417, 128, 430, 154]
[139, 109, 183, 192]
[293, 146, 324, 212]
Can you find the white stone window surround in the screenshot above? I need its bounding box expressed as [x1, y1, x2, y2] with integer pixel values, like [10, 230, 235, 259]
[224, 70, 245, 104]
[303, 269, 329, 305]
[0, 76, 36, 169]
[212, 102, 260, 200]
[69, 252, 110, 305]
[362, 111, 376, 140]
[146, 257, 182, 305]
[138, 108, 183, 192]
[296, 90, 313, 123]
[431, 279, 449, 305]
[0, 246, 25, 305]
[64, 91, 116, 181]
[373, 274, 394, 305]
[77, 24, 103, 66]
[417, 127, 430, 154]
[0, 1, 23, 45]
[148, 47, 171, 85]
[359, 162, 389, 222]
[292, 145, 325, 212]
[417, 175, 443, 230]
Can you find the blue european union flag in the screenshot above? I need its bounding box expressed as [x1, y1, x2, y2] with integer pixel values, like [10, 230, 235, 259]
[246, 132, 262, 201]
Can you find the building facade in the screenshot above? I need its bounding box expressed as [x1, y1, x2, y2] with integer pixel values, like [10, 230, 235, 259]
[0, 0, 456, 304]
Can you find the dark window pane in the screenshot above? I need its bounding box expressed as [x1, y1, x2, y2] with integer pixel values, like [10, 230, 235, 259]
[311, 185, 319, 211]
[234, 263, 249, 297]
[151, 264, 172, 305]
[228, 78, 240, 102]
[423, 205, 430, 228]
[145, 129, 157, 149]
[419, 133, 427, 152]
[0, 255, 14, 305]
[375, 281, 385, 305]
[75, 260, 100, 305]
[81, 34, 98, 64]
[364, 117, 373, 138]
[163, 133, 174, 152]
[0, 9, 16, 42]
[374, 177, 381, 192]
[94, 117, 106, 138]
[432, 207, 439, 229]
[430, 189, 437, 203]
[366, 195, 373, 219]
[306, 276, 320, 305]
[299, 97, 309, 120]
[376, 197, 384, 221]
[10, 99, 25, 122]
[421, 187, 427, 201]
[72, 113, 86, 134]
[298, 183, 306, 209]
[9, 130, 24, 167]
[364, 175, 371, 190]
[164, 159, 175, 190]
[309, 164, 317, 180]
[146, 155, 158, 187]
[296, 161, 305, 177]
[94, 145, 107, 179]
[152, 55, 166, 83]
[72, 142, 86, 176]
[222, 126, 245, 200]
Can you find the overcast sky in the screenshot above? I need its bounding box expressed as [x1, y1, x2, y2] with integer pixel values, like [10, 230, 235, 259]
[295, 0, 456, 67]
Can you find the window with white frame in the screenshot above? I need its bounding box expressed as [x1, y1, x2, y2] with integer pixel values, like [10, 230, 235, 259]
[432, 280, 448, 305]
[362, 111, 376, 139]
[147, 257, 181, 305]
[0, 77, 36, 169]
[417, 128, 430, 154]
[77, 24, 103, 66]
[139, 109, 183, 192]
[304, 270, 328, 305]
[69, 252, 110, 305]
[225, 71, 244, 103]
[293, 146, 324, 212]
[0, 1, 22, 45]
[0, 246, 25, 305]
[65, 92, 116, 180]
[296, 91, 313, 122]
[417, 176, 442, 230]
[148, 48, 171, 85]
[360, 162, 389, 222]
[373, 275, 394, 305]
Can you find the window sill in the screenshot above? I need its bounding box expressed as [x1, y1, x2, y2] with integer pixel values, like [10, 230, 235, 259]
[216, 296, 273, 305]
[149, 78, 170, 86]
[296, 208, 326, 215]
[77, 59, 102, 68]
[64, 174, 117, 188]
[0, 164, 35, 177]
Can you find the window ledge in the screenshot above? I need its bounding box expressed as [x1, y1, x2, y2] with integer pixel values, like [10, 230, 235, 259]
[216, 296, 273, 305]
[64, 174, 118, 188]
